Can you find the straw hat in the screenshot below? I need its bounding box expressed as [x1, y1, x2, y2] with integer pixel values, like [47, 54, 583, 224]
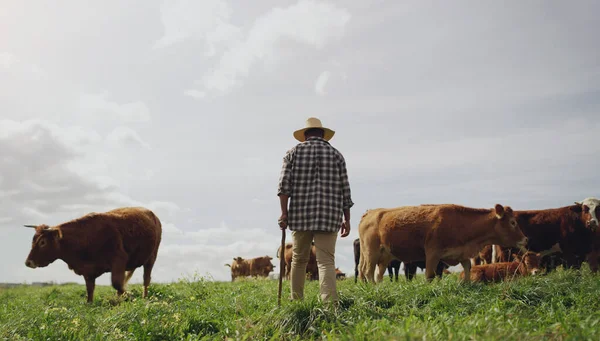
[293, 117, 335, 142]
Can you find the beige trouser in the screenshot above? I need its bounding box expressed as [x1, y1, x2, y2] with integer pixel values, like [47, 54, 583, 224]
[290, 230, 338, 302]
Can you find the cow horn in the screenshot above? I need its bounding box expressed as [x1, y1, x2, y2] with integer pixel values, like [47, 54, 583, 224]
[24, 225, 37, 228]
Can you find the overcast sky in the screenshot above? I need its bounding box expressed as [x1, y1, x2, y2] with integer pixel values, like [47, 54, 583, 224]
[1, 1, 599, 285]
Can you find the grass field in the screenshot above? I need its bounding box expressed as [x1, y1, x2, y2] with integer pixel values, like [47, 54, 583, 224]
[1, 267, 600, 341]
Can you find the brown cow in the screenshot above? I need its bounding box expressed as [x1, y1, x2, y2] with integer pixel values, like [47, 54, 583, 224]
[355, 237, 447, 282]
[471, 244, 515, 266]
[24, 207, 162, 303]
[276, 242, 318, 281]
[335, 268, 346, 280]
[511, 202, 597, 272]
[460, 252, 541, 282]
[225, 257, 250, 281]
[225, 256, 275, 281]
[358, 203, 527, 284]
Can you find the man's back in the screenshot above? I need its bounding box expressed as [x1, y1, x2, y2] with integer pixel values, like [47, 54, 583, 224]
[277, 136, 353, 232]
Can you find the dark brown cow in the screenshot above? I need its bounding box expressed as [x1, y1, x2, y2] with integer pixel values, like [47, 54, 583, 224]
[24, 207, 162, 303]
[460, 251, 546, 283]
[276, 242, 318, 281]
[358, 203, 527, 283]
[225, 255, 275, 281]
[249, 256, 275, 278]
[511, 202, 597, 272]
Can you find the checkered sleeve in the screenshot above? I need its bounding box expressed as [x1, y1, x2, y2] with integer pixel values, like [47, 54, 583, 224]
[277, 148, 294, 196]
[338, 154, 354, 210]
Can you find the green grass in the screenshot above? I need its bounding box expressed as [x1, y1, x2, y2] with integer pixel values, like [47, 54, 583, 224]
[1, 267, 600, 340]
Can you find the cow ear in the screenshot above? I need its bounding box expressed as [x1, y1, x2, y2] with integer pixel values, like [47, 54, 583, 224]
[495, 204, 505, 219]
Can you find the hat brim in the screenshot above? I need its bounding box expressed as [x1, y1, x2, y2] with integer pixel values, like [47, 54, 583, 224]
[293, 127, 335, 142]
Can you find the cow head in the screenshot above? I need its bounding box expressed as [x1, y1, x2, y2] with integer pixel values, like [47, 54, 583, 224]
[493, 204, 528, 249]
[24, 224, 63, 269]
[263, 256, 275, 274]
[514, 251, 542, 275]
[574, 197, 600, 232]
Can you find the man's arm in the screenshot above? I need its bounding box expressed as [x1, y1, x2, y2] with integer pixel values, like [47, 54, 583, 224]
[339, 155, 354, 213]
[339, 154, 353, 237]
[277, 149, 294, 229]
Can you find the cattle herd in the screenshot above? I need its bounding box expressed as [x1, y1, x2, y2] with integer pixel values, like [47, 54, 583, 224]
[21, 197, 600, 303]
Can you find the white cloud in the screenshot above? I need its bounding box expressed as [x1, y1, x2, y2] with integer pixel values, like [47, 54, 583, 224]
[0, 52, 17, 69]
[184, 89, 206, 99]
[106, 126, 151, 149]
[188, 0, 351, 95]
[153, 0, 241, 52]
[78, 93, 151, 123]
[315, 70, 331, 95]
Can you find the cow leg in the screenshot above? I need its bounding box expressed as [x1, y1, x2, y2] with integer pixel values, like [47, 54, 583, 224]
[387, 263, 393, 282]
[376, 253, 393, 283]
[587, 251, 599, 273]
[84, 276, 96, 303]
[404, 262, 417, 281]
[111, 263, 126, 297]
[142, 254, 157, 298]
[123, 269, 136, 290]
[363, 250, 378, 283]
[435, 262, 445, 279]
[425, 253, 441, 282]
[460, 259, 471, 283]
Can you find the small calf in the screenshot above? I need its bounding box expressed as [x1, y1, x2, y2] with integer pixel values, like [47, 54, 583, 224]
[460, 252, 542, 283]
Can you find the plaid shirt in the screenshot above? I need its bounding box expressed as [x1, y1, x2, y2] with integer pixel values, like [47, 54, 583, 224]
[277, 136, 354, 232]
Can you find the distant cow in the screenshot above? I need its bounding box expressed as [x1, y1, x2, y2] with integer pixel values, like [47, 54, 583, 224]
[225, 255, 275, 281]
[277, 242, 318, 281]
[24, 207, 162, 303]
[226, 257, 249, 281]
[512, 202, 597, 273]
[358, 203, 527, 284]
[335, 268, 346, 280]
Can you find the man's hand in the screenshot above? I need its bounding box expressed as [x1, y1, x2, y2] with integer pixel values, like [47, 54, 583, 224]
[340, 221, 350, 238]
[278, 214, 288, 230]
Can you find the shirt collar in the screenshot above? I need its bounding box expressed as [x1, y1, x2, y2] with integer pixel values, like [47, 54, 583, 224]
[305, 136, 327, 143]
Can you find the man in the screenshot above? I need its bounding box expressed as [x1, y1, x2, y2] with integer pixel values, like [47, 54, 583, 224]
[277, 117, 353, 303]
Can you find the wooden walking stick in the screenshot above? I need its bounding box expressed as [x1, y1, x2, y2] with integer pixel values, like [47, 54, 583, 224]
[278, 228, 286, 307]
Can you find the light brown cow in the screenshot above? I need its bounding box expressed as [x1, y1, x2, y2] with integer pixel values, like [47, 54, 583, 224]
[471, 244, 516, 266]
[460, 252, 541, 282]
[358, 203, 528, 284]
[225, 257, 249, 281]
[276, 242, 318, 281]
[225, 256, 275, 281]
